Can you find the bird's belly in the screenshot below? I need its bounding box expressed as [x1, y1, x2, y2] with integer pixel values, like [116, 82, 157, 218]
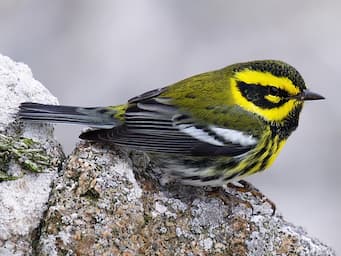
[147, 135, 286, 187]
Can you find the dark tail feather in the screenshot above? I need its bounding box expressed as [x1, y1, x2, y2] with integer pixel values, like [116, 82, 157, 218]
[79, 128, 112, 141]
[18, 102, 118, 128]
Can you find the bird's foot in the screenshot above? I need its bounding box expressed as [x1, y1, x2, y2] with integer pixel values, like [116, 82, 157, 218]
[207, 186, 254, 215]
[227, 180, 276, 216]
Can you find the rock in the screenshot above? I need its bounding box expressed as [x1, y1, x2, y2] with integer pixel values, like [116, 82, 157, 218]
[0, 54, 64, 255]
[38, 142, 336, 256]
[0, 53, 336, 255]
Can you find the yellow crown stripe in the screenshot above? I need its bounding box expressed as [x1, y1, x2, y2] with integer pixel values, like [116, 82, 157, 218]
[234, 70, 300, 95]
[230, 78, 300, 122]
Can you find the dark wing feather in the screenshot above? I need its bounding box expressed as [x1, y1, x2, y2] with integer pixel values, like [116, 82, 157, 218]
[80, 126, 253, 156]
[80, 89, 256, 156]
[128, 87, 167, 103]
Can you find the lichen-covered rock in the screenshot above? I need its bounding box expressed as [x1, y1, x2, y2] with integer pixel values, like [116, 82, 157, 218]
[38, 142, 335, 256]
[0, 54, 64, 255]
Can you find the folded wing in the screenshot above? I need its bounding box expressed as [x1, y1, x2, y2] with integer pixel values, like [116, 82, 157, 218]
[80, 89, 258, 157]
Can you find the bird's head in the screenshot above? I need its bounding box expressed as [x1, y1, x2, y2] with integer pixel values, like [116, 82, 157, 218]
[229, 60, 324, 131]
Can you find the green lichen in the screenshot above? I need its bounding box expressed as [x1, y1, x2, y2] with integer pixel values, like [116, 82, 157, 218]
[0, 134, 50, 181]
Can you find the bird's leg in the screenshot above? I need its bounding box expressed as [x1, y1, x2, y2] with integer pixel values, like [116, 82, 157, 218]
[227, 180, 276, 216]
[207, 186, 254, 215]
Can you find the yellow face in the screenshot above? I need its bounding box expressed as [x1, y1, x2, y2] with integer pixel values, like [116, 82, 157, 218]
[230, 69, 304, 123]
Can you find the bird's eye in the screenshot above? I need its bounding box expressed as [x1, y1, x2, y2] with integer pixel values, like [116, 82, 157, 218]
[268, 87, 280, 96]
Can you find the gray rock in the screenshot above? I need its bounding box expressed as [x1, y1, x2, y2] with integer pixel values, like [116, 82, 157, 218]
[38, 142, 336, 256]
[0, 54, 64, 255]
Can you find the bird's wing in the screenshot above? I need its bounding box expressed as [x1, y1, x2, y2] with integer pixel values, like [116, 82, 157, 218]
[80, 89, 258, 156]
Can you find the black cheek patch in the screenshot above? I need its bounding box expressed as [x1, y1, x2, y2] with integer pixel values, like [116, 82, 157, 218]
[237, 81, 289, 109]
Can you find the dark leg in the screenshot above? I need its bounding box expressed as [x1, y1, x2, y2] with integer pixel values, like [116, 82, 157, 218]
[207, 187, 254, 215]
[227, 180, 276, 216]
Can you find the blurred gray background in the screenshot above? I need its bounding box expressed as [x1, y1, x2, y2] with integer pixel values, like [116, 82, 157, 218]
[0, 0, 340, 253]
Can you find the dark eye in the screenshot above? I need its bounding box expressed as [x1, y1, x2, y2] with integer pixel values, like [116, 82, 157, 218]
[268, 87, 280, 96]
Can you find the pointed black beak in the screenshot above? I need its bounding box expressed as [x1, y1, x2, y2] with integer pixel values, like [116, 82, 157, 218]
[291, 89, 325, 101]
[301, 89, 325, 101]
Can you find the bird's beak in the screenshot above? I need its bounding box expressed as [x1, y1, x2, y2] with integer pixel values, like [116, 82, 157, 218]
[301, 89, 325, 101]
[292, 89, 325, 101]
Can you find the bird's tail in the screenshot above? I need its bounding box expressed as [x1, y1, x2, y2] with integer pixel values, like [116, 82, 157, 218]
[18, 102, 126, 128]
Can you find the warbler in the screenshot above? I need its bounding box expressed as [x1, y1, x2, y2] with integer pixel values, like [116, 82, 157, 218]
[18, 60, 324, 187]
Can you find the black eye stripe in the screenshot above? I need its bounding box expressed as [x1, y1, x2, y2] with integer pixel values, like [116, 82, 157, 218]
[237, 81, 290, 109]
[269, 87, 279, 95]
[267, 86, 289, 98]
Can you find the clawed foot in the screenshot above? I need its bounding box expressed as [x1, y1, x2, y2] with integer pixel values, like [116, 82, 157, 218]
[207, 186, 254, 215]
[227, 180, 276, 216]
[207, 180, 276, 216]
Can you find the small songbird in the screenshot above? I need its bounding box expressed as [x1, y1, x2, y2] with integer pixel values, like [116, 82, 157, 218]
[18, 60, 324, 187]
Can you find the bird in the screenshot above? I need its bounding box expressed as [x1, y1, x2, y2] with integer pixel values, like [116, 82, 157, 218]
[18, 60, 324, 188]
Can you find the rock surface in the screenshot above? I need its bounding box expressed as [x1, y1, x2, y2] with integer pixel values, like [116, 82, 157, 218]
[0, 54, 64, 255]
[36, 142, 335, 256]
[0, 54, 336, 255]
